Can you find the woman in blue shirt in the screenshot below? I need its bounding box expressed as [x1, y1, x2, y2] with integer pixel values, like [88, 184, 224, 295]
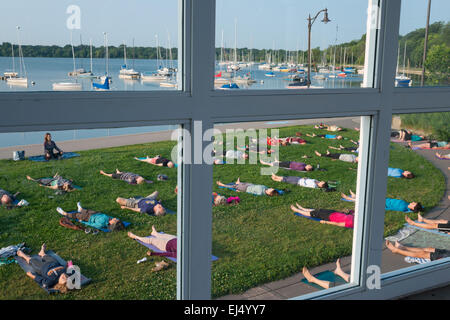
[388, 167, 414, 179]
[342, 190, 423, 213]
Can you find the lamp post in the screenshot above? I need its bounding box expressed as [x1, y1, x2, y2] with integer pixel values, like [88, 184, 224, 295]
[307, 8, 331, 88]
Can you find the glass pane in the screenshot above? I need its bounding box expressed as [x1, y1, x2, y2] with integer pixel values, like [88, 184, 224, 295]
[0, 0, 180, 92]
[211, 117, 364, 299]
[382, 112, 450, 274]
[396, 0, 450, 87]
[215, 0, 377, 91]
[0, 124, 181, 299]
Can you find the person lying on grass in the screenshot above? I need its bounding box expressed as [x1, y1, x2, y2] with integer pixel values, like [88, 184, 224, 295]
[26, 173, 75, 192]
[57, 202, 125, 232]
[408, 141, 449, 150]
[238, 145, 275, 154]
[387, 167, 414, 179]
[306, 133, 343, 140]
[116, 191, 166, 217]
[260, 159, 314, 172]
[436, 152, 450, 159]
[328, 145, 359, 153]
[314, 150, 358, 163]
[290, 203, 354, 228]
[174, 186, 238, 205]
[100, 169, 148, 185]
[214, 149, 249, 160]
[314, 124, 343, 132]
[341, 189, 423, 213]
[385, 240, 450, 262]
[271, 173, 329, 190]
[0, 188, 19, 206]
[135, 155, 175, 168]
[16, 243, 72, 293]
[391, 129, 425, 142]
[44, 133, 64, 161]
[405, 214, 450, 234]
[216, 178, 281, 196]
[302, 259, 350, 289]
[128, 225, 177, 259]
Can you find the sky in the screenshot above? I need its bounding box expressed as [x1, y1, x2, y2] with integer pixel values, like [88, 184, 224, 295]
[0, 0, 448, 50]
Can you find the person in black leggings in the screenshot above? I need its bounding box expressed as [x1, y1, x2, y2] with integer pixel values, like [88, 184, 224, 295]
[44, 133, 63, 160]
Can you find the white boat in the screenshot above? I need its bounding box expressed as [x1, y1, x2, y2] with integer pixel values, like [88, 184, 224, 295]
[119, 42, 140, 80]
[6, 27, 28, 87]
[160, 81, 178, 88]
[313, 74, 326, 80]
[141, 72, 168, 82]
[52, 82, 82, 91]
[4, 44, 18, 79]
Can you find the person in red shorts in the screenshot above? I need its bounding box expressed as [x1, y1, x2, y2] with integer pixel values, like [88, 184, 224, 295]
[290, 203, 354, 229]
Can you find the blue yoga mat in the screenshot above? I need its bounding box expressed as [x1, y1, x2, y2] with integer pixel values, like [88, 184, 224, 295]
[61, 211, 130, 233]
[293, 212, 322, 222]
[301, 270, 347, 290]
[136, 235, 219, 263]
[15, 251, 91, 294]
[341, 197, 355, 203]
[218, 183, 285, 195]
[28, 152, 80, 162]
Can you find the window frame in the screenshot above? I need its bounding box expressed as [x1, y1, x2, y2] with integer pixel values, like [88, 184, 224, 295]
[0, 0, 449, 300]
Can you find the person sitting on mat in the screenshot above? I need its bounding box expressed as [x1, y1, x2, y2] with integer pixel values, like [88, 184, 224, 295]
[99, 169, 147, 185]
[436, 152, 450, 159]
[135, 155, 175, 168]
[408, 141, 449, 150]
[216, 178, 280, 196]
[57, 202, 125, 232]
[271, 173, 328, 190]
[385, 240, 450, 262]
[405, 214, 450, 234]
[259, 159, 314, 172]
[341, 189, 423, 213]
[116, 191, 166, 216]
[44, 133, 64, 161]
[128, 225, 177, 258]
[306, 133, 343, 140]
[16, 243, 71, 292]
[290, 203, 354, 229]
[387, 167, 414, 179]
[0, 188, 18, 206]
[315, 150, 358, 163]
[302, 259, 350, 289]
[26, 173, 75, 192]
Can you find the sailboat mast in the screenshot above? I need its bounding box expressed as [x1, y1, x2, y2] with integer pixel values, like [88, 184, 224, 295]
[71, 31, 76, 74]
[11, 43, 15, 74]
[90, 38, 93, 73]
[402, 41, 407, 75]
[104, 32, 109, 76]
[17, 26, 26, 78]
[234, 18, 237, 64]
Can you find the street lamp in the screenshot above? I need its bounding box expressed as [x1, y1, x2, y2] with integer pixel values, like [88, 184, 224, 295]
[307, 8, 331, 88]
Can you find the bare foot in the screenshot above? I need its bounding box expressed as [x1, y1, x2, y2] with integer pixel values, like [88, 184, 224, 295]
[151, 225, 157, 235]
[127, 232, 137, 240]
[314, 151, 321, 157]
[417, 213, 424, 222]
[147, 251, 153, 256]
[405, 216, 414, 225]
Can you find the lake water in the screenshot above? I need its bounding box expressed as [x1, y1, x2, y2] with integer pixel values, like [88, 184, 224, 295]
[0, 56, 364, 148]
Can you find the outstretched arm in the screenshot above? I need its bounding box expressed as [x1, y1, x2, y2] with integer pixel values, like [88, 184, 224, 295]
[121, 206, 141, 213]
[320, 220, 346, 227]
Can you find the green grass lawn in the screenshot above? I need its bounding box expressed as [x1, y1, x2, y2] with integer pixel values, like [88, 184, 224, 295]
[0, 125, 445, 299]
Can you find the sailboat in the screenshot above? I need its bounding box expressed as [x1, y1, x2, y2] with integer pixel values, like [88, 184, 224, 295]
[53, 31, 82, 91]
[395, 42, 412, 87]
[6, 26, 28, 87]
[93, 32, 111, 90]
[141, 34, 169, 82]
[4, 43, 18, 79]
[119, 40, 140, 80]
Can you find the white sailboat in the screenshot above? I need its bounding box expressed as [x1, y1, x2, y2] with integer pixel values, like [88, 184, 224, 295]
[54, 31, 82, 91]
[4, 43, 18, 79]
[141, 34, 169, 82]
[395, 42, 412, 87]
[6, 26, 28, 87]
[119, 40, 140, 80]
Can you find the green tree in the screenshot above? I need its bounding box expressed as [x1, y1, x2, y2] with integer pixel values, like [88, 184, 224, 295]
[425, 44, 450, 85]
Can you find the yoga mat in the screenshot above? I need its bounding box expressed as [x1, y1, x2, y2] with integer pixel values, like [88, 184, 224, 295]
[136, 236, 219, 263]
[293, 212, 322, 222]
[15, 251, 91, 294]
[404, 257, 431, 264]
[403, 222, 450, 238]
[61, 211, 131, 233]
[218, 183, 285, 195]
[435, 155, 450, 160]
[301, 270, 347, 290]
[341, 198, 355, 203]
[28, 152, 80, 162]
